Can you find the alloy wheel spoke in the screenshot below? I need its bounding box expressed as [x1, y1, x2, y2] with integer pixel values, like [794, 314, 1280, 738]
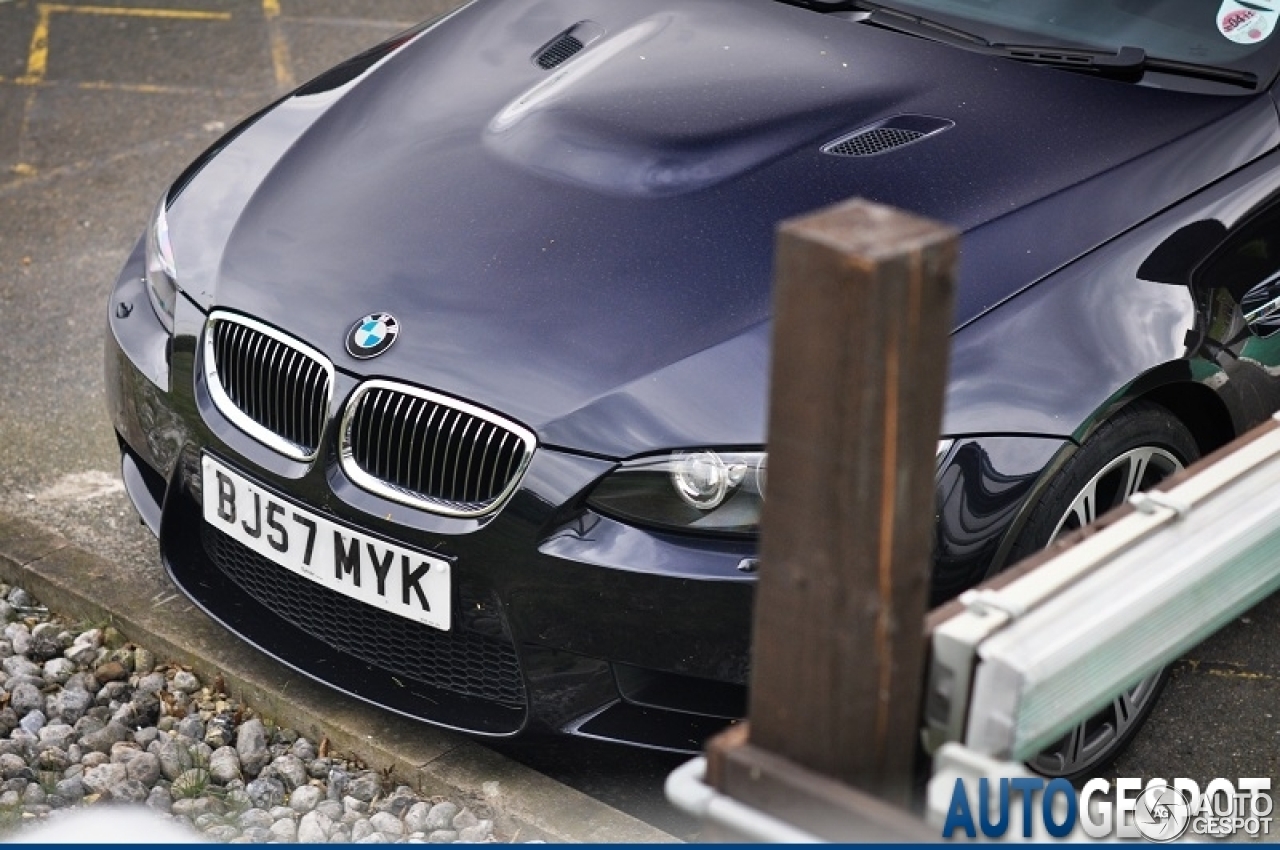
[1061, 722, 1086, 772]
[1114, 691, 1135, 734]
[1120, 449, 1155, 502]
[1070, 480, 1098, 528]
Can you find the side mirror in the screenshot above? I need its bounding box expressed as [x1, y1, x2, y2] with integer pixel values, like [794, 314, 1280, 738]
[1137, 219, 1227, 286]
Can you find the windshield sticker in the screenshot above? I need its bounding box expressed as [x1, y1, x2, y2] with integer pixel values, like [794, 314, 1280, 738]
[1218, 0, 1279, 43]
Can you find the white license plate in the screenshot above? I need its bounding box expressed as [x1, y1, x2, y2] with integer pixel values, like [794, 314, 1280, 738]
[201, 454, 451, 631]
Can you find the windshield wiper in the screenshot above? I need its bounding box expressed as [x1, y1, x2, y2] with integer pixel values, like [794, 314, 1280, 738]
[995, 44, 1146, 81]
[857, 4, 991, 48]
[990, 44, 1257, 89]
[841, 4, 1260, 90]
[1127, 54, 1257, 90]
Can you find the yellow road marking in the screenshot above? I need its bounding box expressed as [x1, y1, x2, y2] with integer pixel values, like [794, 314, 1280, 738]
[0, 76, 255, 97]
[16, 89, 37, 175]
[74, 80, 228, 95]
[20, 7, 50, 84]
[1207, 668, 1272, 681]
[1182, 658, 1275, 681]
[263, 0, 296, 92]
[19, 4, 232, 86]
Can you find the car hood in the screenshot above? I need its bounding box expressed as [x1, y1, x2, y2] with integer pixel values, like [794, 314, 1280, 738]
[169, 0, 1278, 457]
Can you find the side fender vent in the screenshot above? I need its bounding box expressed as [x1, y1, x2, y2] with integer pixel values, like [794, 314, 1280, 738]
[533, 22, 605, 70]
[822, 115, 954, 158]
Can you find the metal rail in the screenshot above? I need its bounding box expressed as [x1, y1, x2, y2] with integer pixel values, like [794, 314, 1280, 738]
[664, 757, 823, 843]
[927, 412, 1280, 761]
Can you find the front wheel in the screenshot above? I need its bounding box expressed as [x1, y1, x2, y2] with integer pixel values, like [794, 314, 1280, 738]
[1006, 401, 1199, 780]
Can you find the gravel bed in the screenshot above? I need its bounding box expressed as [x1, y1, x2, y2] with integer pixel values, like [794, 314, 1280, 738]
[0, 582, 507, 843]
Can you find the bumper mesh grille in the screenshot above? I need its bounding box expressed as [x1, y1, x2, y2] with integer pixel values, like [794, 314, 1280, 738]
[341, 382, 535, 517]
[202, 524, 527, 708]
[205, 313, 332, 460]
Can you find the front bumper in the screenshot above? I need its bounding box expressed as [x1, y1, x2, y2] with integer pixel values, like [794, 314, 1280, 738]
[105, 243, 756, 751]
[105, 241, 1069, 751]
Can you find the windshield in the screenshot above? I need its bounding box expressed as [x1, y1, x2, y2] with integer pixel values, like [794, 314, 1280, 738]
[875, 0, 1280, 85]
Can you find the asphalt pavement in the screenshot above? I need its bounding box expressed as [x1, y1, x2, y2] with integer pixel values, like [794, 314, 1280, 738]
[0, 0, 1277, 842]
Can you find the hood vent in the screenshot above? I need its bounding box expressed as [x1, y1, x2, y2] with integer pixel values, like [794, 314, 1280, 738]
[822, 114, 953, 158]
[533, 21, 605, 70]
[537, 34, 584, 69]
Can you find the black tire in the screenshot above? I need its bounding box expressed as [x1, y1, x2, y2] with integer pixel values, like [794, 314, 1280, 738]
[1006, 401, 1200, 781]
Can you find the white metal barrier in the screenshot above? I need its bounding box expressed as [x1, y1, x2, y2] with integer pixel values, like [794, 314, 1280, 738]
[925, 411, 1280, 761]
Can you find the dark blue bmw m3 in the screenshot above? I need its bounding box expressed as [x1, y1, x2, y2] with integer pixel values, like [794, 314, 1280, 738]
[105, 0, 1280, 778]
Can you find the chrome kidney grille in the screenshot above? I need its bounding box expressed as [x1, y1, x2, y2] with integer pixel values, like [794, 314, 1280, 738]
[203, 312, 333, 461]
[340, 381, 536, 517]
[204, 313, 534, 517]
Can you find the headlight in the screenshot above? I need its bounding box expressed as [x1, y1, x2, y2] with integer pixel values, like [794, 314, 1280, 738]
[144, 198, 178, 331]
[590, 440, 953, 537]
[589, 450, 767, 535]
[936, 438, 954, 467]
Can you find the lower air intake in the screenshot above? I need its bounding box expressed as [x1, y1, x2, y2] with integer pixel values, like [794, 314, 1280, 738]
[203, 525, 527, 709]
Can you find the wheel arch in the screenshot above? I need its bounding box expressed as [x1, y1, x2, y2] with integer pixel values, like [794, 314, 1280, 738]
[985, 373, 1234, 574]
[1073, 360, 1238, 456]
[1135, 380, 1235, 458]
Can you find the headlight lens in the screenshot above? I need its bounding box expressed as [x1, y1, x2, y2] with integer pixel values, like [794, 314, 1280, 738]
[589, 441, 951, 536]
[936, 438, 954, 467]
[671, 451, 745, 509]
[144, 198, 178, 331]
[589, 450, 767, 535]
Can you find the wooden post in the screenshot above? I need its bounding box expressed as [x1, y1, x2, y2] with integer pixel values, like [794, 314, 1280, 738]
[704, 198, 956, 837]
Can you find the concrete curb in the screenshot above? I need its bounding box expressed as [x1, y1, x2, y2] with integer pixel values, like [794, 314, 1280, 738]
[0, 512, 678, 843]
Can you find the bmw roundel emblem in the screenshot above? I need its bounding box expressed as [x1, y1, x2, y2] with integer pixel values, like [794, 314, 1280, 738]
[345, 312, 400, 359]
